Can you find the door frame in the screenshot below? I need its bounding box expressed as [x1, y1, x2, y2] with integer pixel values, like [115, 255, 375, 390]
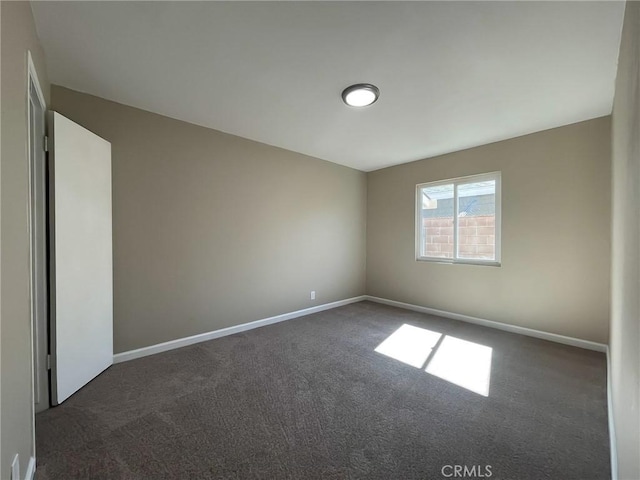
[27, 49, 47, 458]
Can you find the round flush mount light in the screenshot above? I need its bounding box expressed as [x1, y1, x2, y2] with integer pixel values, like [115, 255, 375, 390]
[341, 83, 380, 107]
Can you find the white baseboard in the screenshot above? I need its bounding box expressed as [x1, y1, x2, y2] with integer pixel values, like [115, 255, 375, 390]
[25, 456, 35, 480]
[115, 294, 607, 362]
[113, 296, 367, 363]
[606, 346, 618, 480]
[365, 296, 607, 352]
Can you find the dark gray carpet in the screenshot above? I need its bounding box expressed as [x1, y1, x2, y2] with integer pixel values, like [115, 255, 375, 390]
[36, 301, 610, 479]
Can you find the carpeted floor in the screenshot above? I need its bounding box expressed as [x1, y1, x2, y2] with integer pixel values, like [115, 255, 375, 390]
[35, 301, 610, 479]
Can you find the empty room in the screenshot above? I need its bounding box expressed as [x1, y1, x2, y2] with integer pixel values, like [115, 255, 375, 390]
[1, 1, 639, 479]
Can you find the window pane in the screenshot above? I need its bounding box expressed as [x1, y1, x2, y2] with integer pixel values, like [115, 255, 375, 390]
[456, 180, 496, 260]
[420, 184, 454, 258]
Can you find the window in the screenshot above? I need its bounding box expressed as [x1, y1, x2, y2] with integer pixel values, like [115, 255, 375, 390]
[416, 172, 501, 266]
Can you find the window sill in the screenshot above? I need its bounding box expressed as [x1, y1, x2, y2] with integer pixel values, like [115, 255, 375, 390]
[416, 257, 501, 267]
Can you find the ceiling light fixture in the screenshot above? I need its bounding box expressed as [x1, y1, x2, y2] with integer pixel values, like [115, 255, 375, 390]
[341, 83, 380, 107]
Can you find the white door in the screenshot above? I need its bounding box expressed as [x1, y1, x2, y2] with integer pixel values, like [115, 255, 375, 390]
[49, 111, 113, 405]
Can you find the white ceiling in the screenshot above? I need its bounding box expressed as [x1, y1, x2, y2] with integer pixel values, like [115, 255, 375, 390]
[31, 1, 625, 172]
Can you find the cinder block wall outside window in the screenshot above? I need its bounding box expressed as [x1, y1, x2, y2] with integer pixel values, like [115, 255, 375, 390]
[422, 215, 495, 258]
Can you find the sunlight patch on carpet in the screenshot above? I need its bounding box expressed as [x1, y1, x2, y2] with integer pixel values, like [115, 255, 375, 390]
[375, 324, 492, 396]
[374, 324, 442, 368]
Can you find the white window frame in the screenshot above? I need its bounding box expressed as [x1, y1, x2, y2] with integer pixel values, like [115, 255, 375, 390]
[415, 171, 501, 266]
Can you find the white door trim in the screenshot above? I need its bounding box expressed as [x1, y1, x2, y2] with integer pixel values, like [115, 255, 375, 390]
[27, 52, 45, 108]
[26, 49, 46, 475]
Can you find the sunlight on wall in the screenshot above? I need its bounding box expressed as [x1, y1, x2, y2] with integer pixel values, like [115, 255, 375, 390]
[375, 324, 493, 397]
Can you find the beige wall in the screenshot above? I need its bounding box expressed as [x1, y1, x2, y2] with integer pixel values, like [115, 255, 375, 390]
[1, 1, 50, 477]
[51, 86, 367, 354]
[610, 2, 640, 479]
[367, 117, 611, 344]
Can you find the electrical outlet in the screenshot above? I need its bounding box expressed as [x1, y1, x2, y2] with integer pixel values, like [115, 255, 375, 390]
[310, 291, 316, 300]
[11, 454, 19, 480]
